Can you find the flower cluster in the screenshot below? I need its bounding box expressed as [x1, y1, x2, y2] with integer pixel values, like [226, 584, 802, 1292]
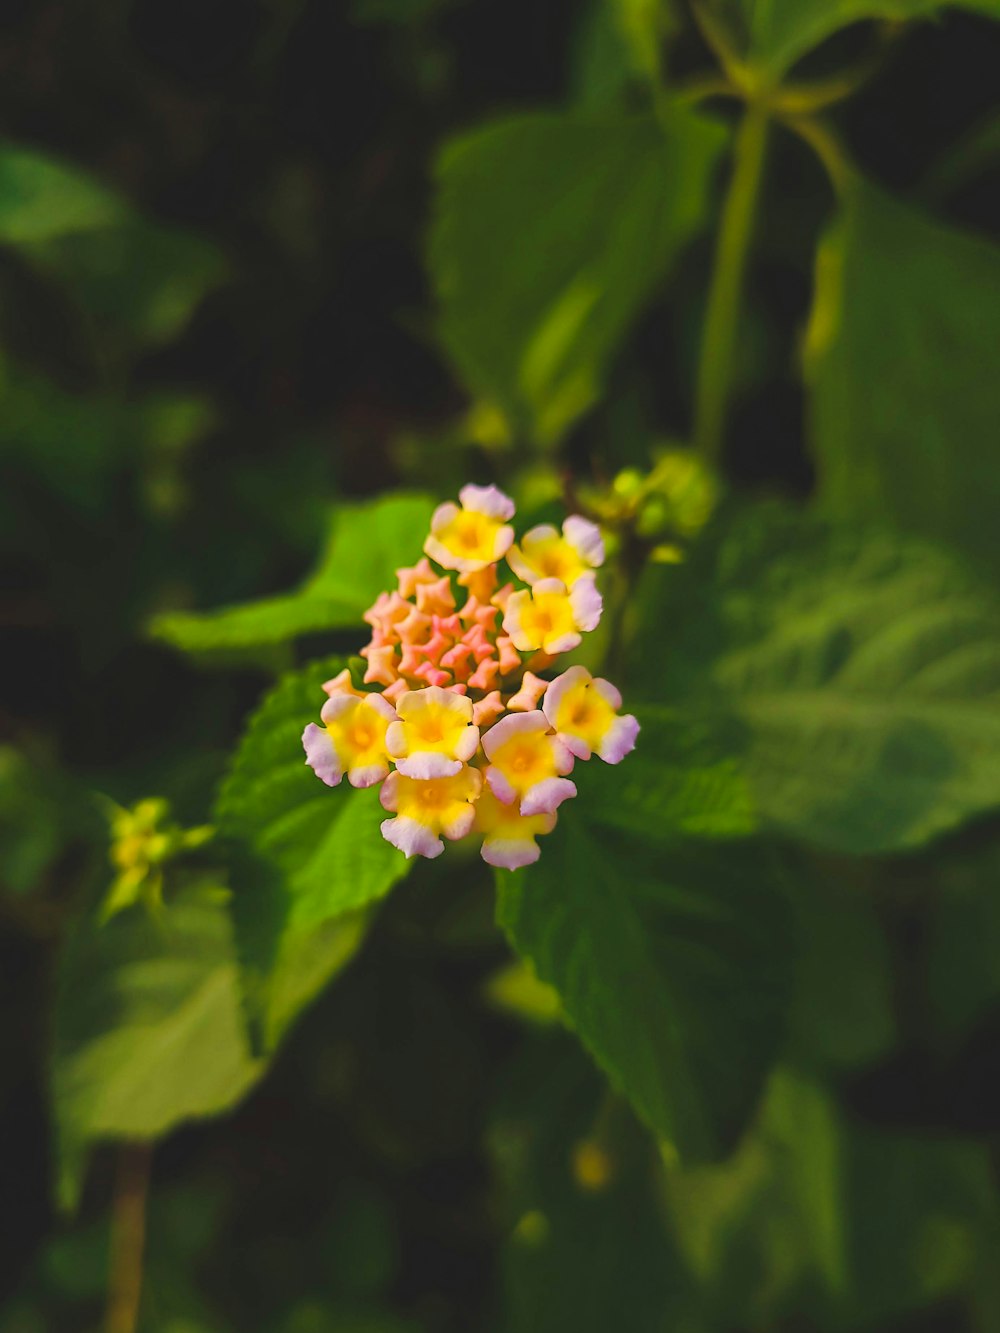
[302, 484, 638, 869]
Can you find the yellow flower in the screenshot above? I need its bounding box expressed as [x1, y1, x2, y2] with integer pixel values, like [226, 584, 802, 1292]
[379, 765, 483, 858]
[303, 691, 396, 788]
[481, 711, 576, 816]
[474, 786, 556, 869]
[506, 515, 604, 587]
[542, 665, 639, 763]
[424, 483, 515, 572]
[385, 686, 480, 778]
[502, 576, 602, 655]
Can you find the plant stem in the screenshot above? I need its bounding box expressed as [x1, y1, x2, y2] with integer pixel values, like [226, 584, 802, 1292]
[693, 103, 770, 466]
[106, 1142, 153, 1333]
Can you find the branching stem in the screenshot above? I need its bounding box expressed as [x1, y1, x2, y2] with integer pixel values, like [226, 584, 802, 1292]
[693, 103, 770, 466]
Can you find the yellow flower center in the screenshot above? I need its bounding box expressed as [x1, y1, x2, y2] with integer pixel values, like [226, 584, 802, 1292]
[522, 592, 574, 646]
[555, 682, 615, 749]
[328, 700, 389, 766]
[394, 771, 478, 828]
[438, 509, 500, 563]
[527, 537, 587, 585]
[491, 730, 557, 793]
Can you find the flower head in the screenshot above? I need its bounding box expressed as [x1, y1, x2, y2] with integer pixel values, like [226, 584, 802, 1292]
[506, 515, 605, 587]
[424, 483, 515, 572]
[303, 691, 396, 788]
[502, 576, 602, 655]
[385, 686, 480, 778]
[301, 485, 636, 868]
[543, 665, 639, 763]
[474, 786, 556, 870]
[380, 765, 482, 859]
[482, 710, 576, 816]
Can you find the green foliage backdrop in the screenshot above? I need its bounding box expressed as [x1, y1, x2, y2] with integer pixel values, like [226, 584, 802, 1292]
[3, 1, 1000, 1331]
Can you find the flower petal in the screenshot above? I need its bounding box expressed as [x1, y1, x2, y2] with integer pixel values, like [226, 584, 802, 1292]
[459, 483, 515, 520]
[380, 816, 443, 859]
[302, 723, 343, 787]
[520, 776, 577, 816]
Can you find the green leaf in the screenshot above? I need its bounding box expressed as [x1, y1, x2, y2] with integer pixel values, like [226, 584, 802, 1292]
[430, 108, 726, 444]
[584, 705, 756, 841]
[151, 493, 434, 656]
[663, 1065, 997, 1325]
[807, 181, 1000, 581]
[0, 140, 224, 352]
[635, 507, 1000, 854]
[0, 746, 87, 898]
[0, 140, 123, 242]
[217, 657, 411, 1049]
[698, 0, 1000, 83]
[52, 882, 262, 1210]
[496, 794, 791, 1160]
[0, 363, 213, 511]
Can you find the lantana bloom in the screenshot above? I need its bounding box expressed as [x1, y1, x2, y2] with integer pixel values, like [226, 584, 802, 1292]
[385, 686, 480, 778]
[303, 691, 396, 788]
[502, 576, 602, 655]
[302, 483, 638, 865]
[424, 483, 515, 572]
[543, 665, 639, 764]
[507, 515, 605, 588]
[380, 766, 482, 859]
[481, 711, 576, 816]
[474, 787, 556, 871]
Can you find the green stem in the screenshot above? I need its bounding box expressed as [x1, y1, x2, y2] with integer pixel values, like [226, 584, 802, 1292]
[693, 103, 770, 466]
[106, 1142, 153, 1333]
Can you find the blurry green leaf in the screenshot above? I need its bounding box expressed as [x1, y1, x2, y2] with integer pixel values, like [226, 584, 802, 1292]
[491, 1038, 695, 1333]
[430, 108, 726, 444]
[0, 140, 224, 352]
[697, 0, 1000, 83]
[151, 493, 434, 656]
[570, 1, 638, 110]
[0, 141, 123, 242]
[496, 794, 791, 1160]
[664, 1065, 997, 1326]
[576, 0, 677, 97]
[32, 219, 224, 351]
[807, 181, 1000, 581]
[635, 508, 1000, 854]
[0, 362, 213, 510]
[608, 0, 675, 86]
[217, 658, 410, 1049]
[0, 746, 78, 898]
[52, 881, 262, 1211]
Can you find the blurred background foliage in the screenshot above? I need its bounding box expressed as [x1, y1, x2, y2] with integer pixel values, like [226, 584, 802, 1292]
[3, 0, 1000, 1330]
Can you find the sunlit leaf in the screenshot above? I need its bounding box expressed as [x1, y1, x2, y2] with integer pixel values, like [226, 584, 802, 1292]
[52, 882, 262, 1210]
[217, 657, 411, 1049]
[634, 508, 1000, 854]
[430, 108, 726, 444]
[807, 181, 1000, 580]
[151, 493, 434, 656]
